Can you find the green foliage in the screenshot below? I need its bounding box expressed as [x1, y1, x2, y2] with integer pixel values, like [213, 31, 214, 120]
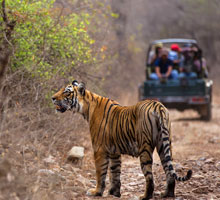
[1, 0, 96, 80]
[110, 12, 119, 18]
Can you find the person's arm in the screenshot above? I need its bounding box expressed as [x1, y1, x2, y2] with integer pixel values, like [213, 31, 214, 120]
[178, 55, 185, 72]
[155, 66, 162, 78]
[165, 65, 173, 77]
[148, 51, 154, 65]
[173, 53, 180, 64]
[179, 67, 184, 72]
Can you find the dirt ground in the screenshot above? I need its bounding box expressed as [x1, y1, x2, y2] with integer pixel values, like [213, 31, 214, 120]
[0, 91, 220, 200]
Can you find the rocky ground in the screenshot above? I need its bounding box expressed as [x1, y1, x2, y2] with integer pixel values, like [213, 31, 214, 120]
[0, 93, 220, 200]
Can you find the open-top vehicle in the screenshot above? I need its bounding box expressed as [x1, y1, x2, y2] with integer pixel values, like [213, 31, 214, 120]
[139, 38, 213, 121]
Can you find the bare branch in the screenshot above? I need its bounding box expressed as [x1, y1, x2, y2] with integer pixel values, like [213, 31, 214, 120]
[1, 0, 8, 24]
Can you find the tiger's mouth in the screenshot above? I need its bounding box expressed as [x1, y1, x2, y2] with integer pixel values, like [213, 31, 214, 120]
[55, 105, 67, 113]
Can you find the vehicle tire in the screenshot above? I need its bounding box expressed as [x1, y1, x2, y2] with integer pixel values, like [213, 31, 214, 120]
[199, 102, 212, 121]
[199, 84, 212, 121]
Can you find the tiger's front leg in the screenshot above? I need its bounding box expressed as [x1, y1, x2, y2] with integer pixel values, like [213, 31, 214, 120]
[109, 154, 121, 197]
[86, 150, 109, 196]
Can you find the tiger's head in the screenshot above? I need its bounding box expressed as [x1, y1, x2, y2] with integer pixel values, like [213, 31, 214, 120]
[52, 80, 86, 114]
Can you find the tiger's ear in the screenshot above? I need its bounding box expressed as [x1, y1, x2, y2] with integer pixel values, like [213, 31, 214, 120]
[78, 82, 86, 96]
[72, 80, 78, 86]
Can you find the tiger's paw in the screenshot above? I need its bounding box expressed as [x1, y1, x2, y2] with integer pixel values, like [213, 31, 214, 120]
[139, 194, 153, 200]
[109, 188, 121, 197]
[160, 191, 175, 198]
[86, 188, 102, 196]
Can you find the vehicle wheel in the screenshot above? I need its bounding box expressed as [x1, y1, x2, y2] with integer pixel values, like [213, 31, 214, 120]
[199, 102, 212, 121]
[199, 84, 212, 121]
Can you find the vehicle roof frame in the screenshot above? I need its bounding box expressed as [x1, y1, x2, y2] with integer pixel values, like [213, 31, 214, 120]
[151, 38, 197, 45]
[146, 38, 198, 66]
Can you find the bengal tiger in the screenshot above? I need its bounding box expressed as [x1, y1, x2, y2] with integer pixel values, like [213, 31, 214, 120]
[52, 80, 192, 200]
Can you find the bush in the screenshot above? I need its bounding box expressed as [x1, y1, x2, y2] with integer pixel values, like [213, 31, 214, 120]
[2, 0, 95, 81]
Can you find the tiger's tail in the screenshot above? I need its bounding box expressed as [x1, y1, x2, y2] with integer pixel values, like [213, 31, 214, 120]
[159, 105, 192, 182]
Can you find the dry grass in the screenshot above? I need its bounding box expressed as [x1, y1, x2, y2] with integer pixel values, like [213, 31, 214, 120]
[0, 76, 91, 199]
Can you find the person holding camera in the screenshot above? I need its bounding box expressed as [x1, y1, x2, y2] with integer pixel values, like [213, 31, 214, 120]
[150, 49, 178, 80]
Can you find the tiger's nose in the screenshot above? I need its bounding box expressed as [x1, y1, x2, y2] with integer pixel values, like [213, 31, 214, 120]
[52, 97, 56, 101]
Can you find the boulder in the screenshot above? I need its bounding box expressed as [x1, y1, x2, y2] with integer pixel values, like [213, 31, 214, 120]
[67, 146, 84, 164]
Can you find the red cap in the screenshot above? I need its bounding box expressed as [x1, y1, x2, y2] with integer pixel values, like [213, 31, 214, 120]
[171, 44, 180, 51]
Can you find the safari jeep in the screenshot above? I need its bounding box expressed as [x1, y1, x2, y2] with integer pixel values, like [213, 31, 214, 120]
[138, 38, 213, 121]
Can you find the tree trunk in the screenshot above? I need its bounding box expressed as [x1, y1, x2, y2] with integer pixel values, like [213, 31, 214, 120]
[0, 0, 16, 126]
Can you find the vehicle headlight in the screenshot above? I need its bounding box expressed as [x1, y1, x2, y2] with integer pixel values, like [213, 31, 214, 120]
[206, 80, 213, 87]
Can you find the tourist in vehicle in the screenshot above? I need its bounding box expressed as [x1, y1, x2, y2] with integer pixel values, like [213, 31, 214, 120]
[192, 48, 208, 78]
[148, 43, 163, 66]
[168, 44, 184, 69]
[150, 49, 178, 80]
[179, 46, 197, 79]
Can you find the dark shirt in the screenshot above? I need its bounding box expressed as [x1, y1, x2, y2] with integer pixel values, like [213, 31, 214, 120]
[155, 58, 173, 74]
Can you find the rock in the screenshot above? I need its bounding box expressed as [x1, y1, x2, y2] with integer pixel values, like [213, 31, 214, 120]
[123, 192, 131, 196]
[192, 186, 209, 194]
[123, 185, 134, 191]
[89, 179, 96, 185]
[198, 157, 206, 161]
[193, 174, 204, 179]
[37, 169, 55, 175]
[128, 196, 139, 200]
[215, 162, 220, 171]
[67, 146, 84, 162]
[7, 172, 15, 182]
[208, 138, 216, 143]
[129, 181, 138, 186]
[37, 168, 65, 183]
[209, 196, 217, 200]
[196, 160, 203, 167]
[208, 137, 220, 144]
[137, 173, 144, 177]
[43, 155, 56, 164]
[175, 197, 184, 200]
[175, 163, 183, 172]
[76, 174, 92, 186]
[62, 164, 80, 173]
[154, 191, 160, 196]
[204, 158, 214, 164]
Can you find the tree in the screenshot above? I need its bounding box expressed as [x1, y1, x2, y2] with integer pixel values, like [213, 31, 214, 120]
[2, 0, 96, 80]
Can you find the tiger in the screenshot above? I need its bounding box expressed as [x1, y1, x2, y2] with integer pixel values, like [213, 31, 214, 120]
[52, 80, 192, 200]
